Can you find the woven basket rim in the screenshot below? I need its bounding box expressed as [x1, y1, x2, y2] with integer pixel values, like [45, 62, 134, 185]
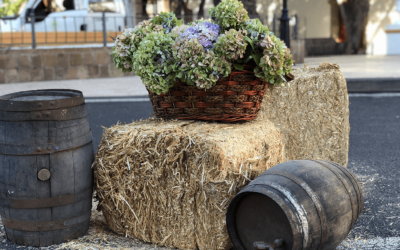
[148, 68, 271, 122]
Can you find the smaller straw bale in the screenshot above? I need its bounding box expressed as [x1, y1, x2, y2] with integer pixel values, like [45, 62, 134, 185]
[258, 62, 350, 166]
[94, 118, 284, 250]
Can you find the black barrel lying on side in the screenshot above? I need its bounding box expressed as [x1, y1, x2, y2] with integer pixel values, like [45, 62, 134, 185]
[0, 89, 94, 247]
[226, 160, 363, 250]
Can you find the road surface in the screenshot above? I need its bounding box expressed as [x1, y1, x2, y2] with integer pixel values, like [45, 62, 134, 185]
[1, 93, 399, 249]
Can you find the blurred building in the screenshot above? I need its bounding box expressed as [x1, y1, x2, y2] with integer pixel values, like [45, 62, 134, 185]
[132, 0, 400, 56]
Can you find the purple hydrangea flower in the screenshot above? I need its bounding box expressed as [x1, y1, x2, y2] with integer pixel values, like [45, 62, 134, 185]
[180, 21, 220, 50]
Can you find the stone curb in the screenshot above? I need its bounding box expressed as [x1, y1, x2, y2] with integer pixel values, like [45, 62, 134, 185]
[346, 78, 400, 93]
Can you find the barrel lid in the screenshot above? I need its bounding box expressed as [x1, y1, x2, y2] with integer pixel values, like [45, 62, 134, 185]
[0, 89, 85, 112]
[226, 187, 296, 250]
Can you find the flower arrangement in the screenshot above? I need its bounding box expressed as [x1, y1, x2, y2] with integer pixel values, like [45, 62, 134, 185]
[112, 0, 293, 95]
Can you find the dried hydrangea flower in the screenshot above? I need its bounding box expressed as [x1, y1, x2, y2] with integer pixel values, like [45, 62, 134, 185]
[170, 24, 189, 38]
[180, 21, 220, 50]
[150, 12, 181, 34]
[132, 32, 178, 95]
[111, 28, 136, 72]
[242, 18, 270, 51]
[172, 38, 231, 89]
[111, 12, 179, 73]
[209, 0, 249, 31]
[255, 34, 293, 85]
[214, 29, 247, 61]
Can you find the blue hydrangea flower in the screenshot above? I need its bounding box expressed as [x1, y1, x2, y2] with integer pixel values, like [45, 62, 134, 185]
[180, 21, 220, 50]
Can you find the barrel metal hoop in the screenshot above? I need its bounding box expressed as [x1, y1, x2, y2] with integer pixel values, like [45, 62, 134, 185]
[249, 182, 310, 250]
[325, 161, 363, 215]
[0, 186, 92, 209]
[262, 170, 328, 250]
[0, 131, 92, 155]
[312, 160, 357, 231]
[0, 210, 91, 232]
[0, 90, 85, 112]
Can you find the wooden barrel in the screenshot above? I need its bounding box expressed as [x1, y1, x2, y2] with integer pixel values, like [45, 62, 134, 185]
[0, 89, 94, 247]
[226, 160, 363, 250]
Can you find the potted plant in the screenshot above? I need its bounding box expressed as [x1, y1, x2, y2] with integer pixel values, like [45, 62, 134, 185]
[112, 0, 294, 122]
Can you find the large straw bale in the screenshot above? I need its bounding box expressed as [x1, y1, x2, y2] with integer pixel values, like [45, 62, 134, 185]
[93, 62, 350, 250]
[258, 62, 350, 166]
[94, 118, 284, 250]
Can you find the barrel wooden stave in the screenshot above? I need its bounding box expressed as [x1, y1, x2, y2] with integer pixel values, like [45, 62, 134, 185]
[0, 90, 93, 247]
[0, 118, 90, 147]
[227, 160, 363, 250]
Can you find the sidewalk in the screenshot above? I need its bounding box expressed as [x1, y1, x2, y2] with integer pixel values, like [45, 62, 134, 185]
[0, 55, 399, 97]
[301, 54, 400, 79]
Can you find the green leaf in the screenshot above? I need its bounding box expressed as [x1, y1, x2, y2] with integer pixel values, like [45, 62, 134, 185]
[233, 63, 244, 70]
[252, 52, 262, 67]
[177, 19, 183, 26]
[166, 65, 172, 74]
[244, 36, 254, 50]
[244, 55, 253, 63]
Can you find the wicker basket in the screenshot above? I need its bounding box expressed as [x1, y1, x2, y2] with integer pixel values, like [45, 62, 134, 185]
[148, 69, 269, 122]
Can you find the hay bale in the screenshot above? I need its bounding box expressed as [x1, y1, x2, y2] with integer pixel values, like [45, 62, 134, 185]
[94, 119, 284, 250]
[258, 62, 350, 166]
[93, 62, 350, 249]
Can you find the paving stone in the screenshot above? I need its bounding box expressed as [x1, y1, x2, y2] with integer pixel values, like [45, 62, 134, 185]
[0, 55, 16, 69]
[70, 54, 83, 66]
[31, 69, 44, 82]
[0, 70, 5, 83]
[76, 66, 89, 79]
[57, 53, 69, 68]
[88, 65, 99, 77]
[95, 51, 110, 65]
[55, 67, 66, 80]
[18, 69, 31, 82]
[6, 69, 18, 83]
[66, 67, 78, 79]
[31, 55, 42, 68]
[18, 55, 31, 68]
[44, 54, 57, 67]
[100, 65, 109, 78]
[83, 53, 94, 65]
[44, 68, 54, 81]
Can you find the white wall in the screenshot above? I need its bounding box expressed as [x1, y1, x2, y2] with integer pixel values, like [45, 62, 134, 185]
[257, 0, 331, 39]
[365, 0, 400, 55]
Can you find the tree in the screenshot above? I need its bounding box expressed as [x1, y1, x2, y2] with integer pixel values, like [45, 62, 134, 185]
[243, 0, 259, 19]
[337, 0, 370, 54]
[170, 0, 193, 22]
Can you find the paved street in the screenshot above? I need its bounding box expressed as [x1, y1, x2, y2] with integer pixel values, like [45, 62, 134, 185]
[1, 56, 400, 249]
[1, 93, 400, 249]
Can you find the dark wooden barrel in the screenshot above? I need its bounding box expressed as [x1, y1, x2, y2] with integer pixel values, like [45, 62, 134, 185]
[0, 89, 94, 247]
[226, 160, 363, 250]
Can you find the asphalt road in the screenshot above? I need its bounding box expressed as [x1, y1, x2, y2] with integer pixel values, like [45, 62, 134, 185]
[1, 95, 400, 249]
[343, 95, 400, 242]
[85, 96, 153, 149]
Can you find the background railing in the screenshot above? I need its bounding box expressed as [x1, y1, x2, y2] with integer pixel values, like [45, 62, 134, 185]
[0, 13, 136, 48]
[0, 12, 300, 48]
